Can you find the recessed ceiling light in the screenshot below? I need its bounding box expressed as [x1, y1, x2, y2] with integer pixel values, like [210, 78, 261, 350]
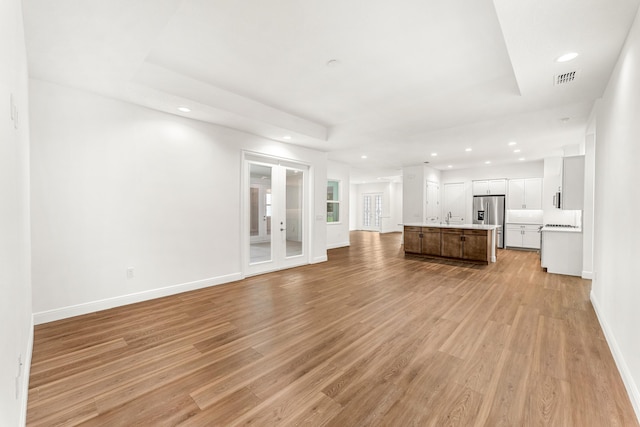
[514, 149, 521, 153]
[519, 157, 526, 161]
[508, 141, 517, 146]
[282, 135, 292, 140]
[485, 161, 491, 164]
[447, 165, 453, 168]
[465, 148, 472, 152]
[556, 52, 579, 63]
[431, 152, 438, 157]
[361, 155, 367, 159]
[177, 106, 191, 113]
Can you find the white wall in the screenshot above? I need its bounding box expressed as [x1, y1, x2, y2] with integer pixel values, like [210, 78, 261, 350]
[582, 134, 595, 278]
[402, 165, 425, 224]
[352, 182, 402, 233]
[590, 6, 640, 420]
[29, 79, 327, 323]
[0, 0, 33, 424]
[402, 164, 441, 224]
[326, 161, 350, 249]
[349, 183, 357, 231]
[441, 160, 543, 223]
[390, 182, 403, 231]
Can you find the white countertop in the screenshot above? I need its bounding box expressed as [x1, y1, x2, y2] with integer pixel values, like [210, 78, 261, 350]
[541, 226, 582, 233]
[404, 223, 500, 230]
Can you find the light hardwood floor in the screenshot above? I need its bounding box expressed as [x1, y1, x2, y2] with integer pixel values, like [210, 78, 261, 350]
[27, 231, 638, 426]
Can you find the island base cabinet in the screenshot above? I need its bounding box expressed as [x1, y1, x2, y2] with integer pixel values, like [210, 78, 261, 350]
[403, 227, 442, 256]
[422, 228, 442, 256]
[404, 227, 422, 254]
[441, 230, 463, 258]
[462, 230, 489, 262]
[404, 226, 491, 264]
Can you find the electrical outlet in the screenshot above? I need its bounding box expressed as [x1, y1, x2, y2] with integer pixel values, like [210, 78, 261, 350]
[126, 267, 134, 279]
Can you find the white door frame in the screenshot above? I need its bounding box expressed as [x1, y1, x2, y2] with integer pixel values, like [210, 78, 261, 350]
[242, 152, 312, 277]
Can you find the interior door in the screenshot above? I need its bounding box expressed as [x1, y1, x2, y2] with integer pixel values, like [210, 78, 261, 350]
[246, 157, 308, 276]
[362, 193, 383, 231]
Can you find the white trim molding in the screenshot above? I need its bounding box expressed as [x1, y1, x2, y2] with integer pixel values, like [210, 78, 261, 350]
[19, 317, 34, 427]
[311, 255, 328, 264]
[33, 273, 242, 325]
[582, 270, 593, 279]
[326, 241, 350, 250]
[591, 291, 640, 422]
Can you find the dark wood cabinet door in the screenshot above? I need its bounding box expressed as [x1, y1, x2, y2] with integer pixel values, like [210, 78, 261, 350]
[441, 230, 462, 258]
[462, 231, 488, 261]
[422, 229, 441, 256]
[404, 230, 422, 253]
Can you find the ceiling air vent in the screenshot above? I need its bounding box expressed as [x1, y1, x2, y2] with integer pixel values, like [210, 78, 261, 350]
[555, 71, 578, 86]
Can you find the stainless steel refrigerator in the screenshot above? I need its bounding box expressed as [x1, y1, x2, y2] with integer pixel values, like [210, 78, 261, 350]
[472, 195, 505, 248]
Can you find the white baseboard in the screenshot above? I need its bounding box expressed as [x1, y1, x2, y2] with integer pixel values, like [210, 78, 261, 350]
[311, 255, 328, 264]
[582, 270, 593, 279]
[19, 316, 34, 427]
[33, 272, 242, 325]
[591, 291, 640, 422]
[326, 241, 350, 250]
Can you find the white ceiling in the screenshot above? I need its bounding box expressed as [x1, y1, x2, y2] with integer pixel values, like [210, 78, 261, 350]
[22, 0, 639, 182]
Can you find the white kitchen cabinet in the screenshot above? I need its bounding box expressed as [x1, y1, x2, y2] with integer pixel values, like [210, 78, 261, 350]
[562, 156, 585, 210]
[505, 224, 523, 248]
[522, 227, 541, 248]
[507, 178, 542, 210]
[506, 223, 541, 249]
[472, 179, 506, 196]
[541, 230, 583, 275]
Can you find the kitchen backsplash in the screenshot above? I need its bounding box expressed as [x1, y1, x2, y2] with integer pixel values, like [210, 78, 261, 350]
[543, 209, 582, 226]
[506, 209, 544, 224]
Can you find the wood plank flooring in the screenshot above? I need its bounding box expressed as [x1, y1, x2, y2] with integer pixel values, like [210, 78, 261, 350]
[27, 231, 639, 426]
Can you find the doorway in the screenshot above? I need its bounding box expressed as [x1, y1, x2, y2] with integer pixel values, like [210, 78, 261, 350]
[245, 155, 309, 276]
[362, 193, 383, 231]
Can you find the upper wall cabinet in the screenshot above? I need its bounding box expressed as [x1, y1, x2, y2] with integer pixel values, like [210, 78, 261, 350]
[562, 156, 585, 210]
[472, 179, 506, 196]
[507, 178, 542, 210]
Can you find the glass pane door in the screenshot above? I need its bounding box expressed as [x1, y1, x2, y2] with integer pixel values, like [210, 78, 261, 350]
[363, 195, 371, 227]
[245, 155, 308, 276]
[249, 163, 272, 264]
[374, 194, 383, 227]
[362, 193, 382, 231]
[285, 168, 303, 258]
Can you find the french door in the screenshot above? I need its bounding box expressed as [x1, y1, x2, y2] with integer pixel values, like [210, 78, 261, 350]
[362, 193, 383, 231]
[245, 154, 308, 276]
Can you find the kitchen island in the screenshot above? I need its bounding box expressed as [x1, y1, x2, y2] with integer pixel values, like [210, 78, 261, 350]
[403, 223, 499, 264]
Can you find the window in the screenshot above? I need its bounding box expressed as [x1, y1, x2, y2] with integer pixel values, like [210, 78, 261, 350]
[327, 180, 340, 223]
